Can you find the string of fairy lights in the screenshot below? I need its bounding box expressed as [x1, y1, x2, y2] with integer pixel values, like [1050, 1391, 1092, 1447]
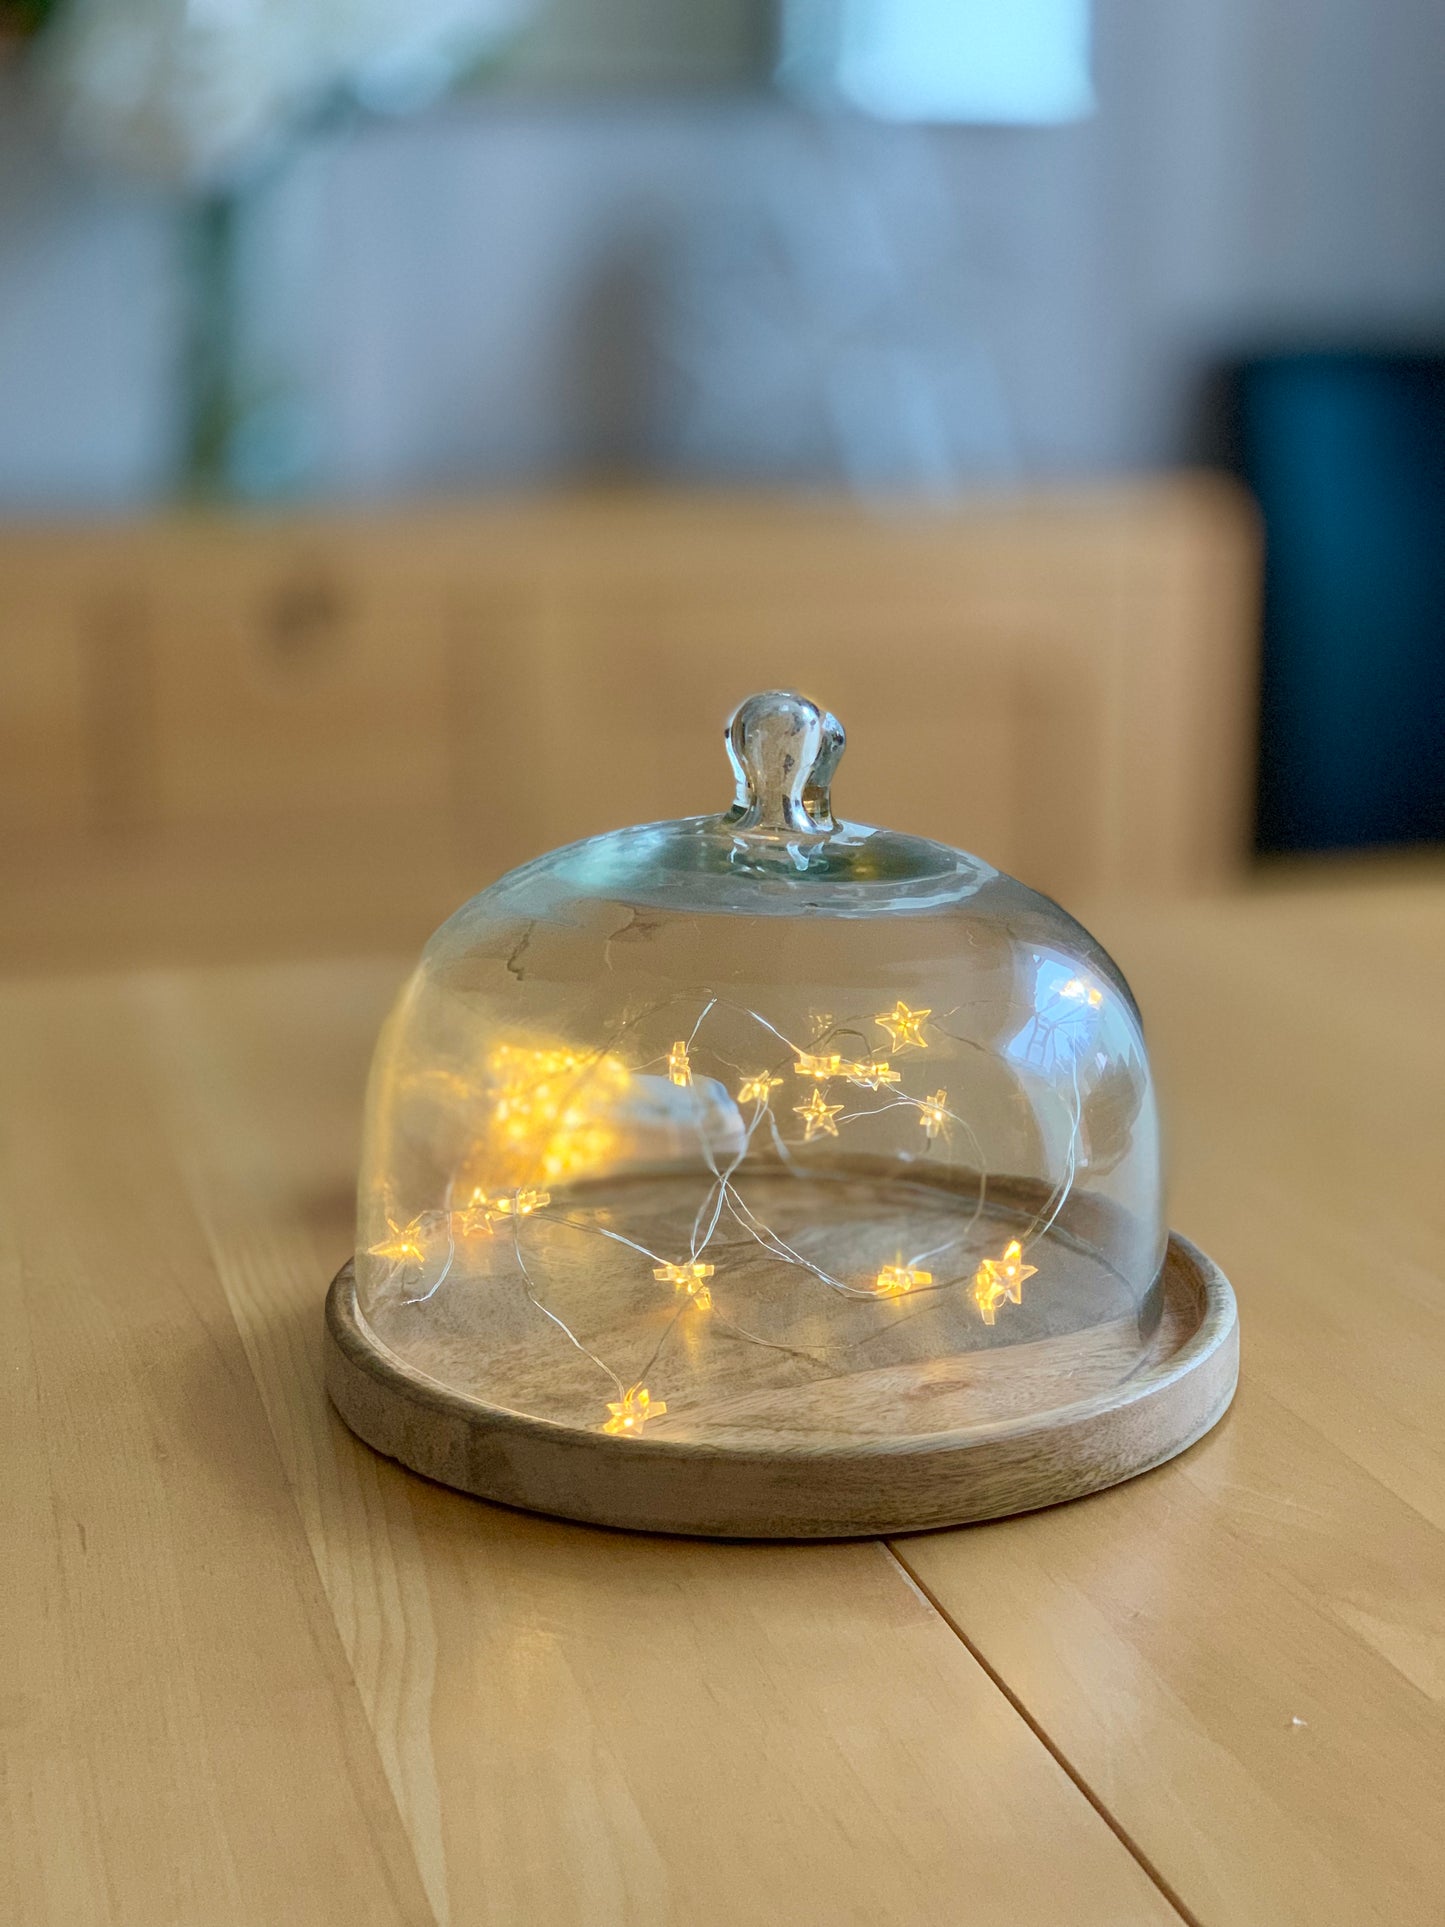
[367, 981, 1105, 1436]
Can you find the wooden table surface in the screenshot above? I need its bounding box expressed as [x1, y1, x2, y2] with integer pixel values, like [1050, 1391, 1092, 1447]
[5, 876, 1443, 1927]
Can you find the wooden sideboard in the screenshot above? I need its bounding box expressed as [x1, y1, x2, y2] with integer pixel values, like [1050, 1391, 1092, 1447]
[0, 480, 1259, 969]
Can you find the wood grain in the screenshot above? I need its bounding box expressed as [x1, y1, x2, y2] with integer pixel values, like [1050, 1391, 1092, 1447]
[0, 977, 434, 1927]
[2, 962, 1181, 1926]
[0, 480, 1259, 972]
[7, 870, 1441, 1924]
[323, 1235, 1236, 1537]
[896, 876, 1445, 1927]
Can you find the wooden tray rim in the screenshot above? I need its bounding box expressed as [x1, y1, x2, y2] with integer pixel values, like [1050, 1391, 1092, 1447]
[323, 1232, 1237, 1535]
[327, 1235, 1231, 1463]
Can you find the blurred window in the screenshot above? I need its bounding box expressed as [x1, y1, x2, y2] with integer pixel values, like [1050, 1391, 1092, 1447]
[778, 0, 1093, 123]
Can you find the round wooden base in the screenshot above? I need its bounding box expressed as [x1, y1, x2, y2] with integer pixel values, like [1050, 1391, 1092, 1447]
[323, 1232, 1237, 1538]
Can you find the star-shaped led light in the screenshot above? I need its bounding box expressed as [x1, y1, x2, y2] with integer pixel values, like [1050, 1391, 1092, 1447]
[604, 1385, 666, 1435]
[491, 1187, 551, 1219]
[667, 1040, 692, 1087]
[846, 1059, 900, 1089]
[653, 1260, 715, 1307]
[973, 1240, 1038, 1324]
[455, 1188, 497, 1237]
[794, 1088, 844, 1141]
[367, 1217, 428, 1267]
[738, 1071, 784, 1105]
[874, 1000, 931, 1051]
[874, 1263, 933, 1296]
[919, 1090, 948, 1139]
[794, 1051, 844, 1079]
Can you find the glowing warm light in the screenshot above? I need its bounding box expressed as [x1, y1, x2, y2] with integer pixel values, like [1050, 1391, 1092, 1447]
[460, 1041, 631, 1196]
[794, 1088, 844, 1141]
[604, 1385, 666, 1435]
[492, 1187, 551, 1218]
[456, 1188, 497, 1237]
[367, 1217, 427, 1267]
[874, 1000, 931, 1050]
[874, 1263, 933, 1295]
[1061, 978, 1103, 1008]
[794, 1051, 844, 1079]
[357, 673, 1159, 1459]
[846, 1059, 900, 1089]
[654, 1260, 715, 1306]
[392, 990, 1081, 1435]
[796, 1050, 901, 1085]
[738, 1071, 784, 1104]
[973, 1240, 1038, 1324]
[457, 1186, 551, 1234]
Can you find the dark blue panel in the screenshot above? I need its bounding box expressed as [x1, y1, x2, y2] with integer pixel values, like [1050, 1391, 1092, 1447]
[1240, 352, 1445, 852]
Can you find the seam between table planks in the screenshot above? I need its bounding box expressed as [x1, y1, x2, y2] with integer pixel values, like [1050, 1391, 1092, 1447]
[133, 962, 1197, 1926]
[186, 1208, 1194, 1927]
[212, 1285, 1194, 1925]
[883, 1541, 1203, 1927]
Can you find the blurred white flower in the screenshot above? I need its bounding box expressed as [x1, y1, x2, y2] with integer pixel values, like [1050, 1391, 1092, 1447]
[38, 0, 532, 188]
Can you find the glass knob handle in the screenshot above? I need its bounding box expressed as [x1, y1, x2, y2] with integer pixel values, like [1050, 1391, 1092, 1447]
[724, 690, 844, 834]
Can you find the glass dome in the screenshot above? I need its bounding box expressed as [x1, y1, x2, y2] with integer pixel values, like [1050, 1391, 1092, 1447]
[355, 690, 1165, 1447]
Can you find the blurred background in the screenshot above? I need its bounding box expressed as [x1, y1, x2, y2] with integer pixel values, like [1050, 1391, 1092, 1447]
[1, 0, 1442, 970]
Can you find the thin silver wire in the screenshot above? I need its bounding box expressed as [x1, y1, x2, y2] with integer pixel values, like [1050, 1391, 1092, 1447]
[407, 982, 1092, 1410]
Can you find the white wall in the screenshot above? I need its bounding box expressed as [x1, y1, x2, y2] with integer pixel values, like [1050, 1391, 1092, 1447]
[1, 0, 1443, 508]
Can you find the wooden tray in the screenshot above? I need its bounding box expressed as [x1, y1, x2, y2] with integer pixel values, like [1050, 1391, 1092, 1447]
[323, 1231, 1237, 1537]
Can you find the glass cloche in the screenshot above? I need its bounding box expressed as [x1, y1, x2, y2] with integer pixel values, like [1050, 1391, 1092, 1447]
[350, 690, 1167, 1459]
